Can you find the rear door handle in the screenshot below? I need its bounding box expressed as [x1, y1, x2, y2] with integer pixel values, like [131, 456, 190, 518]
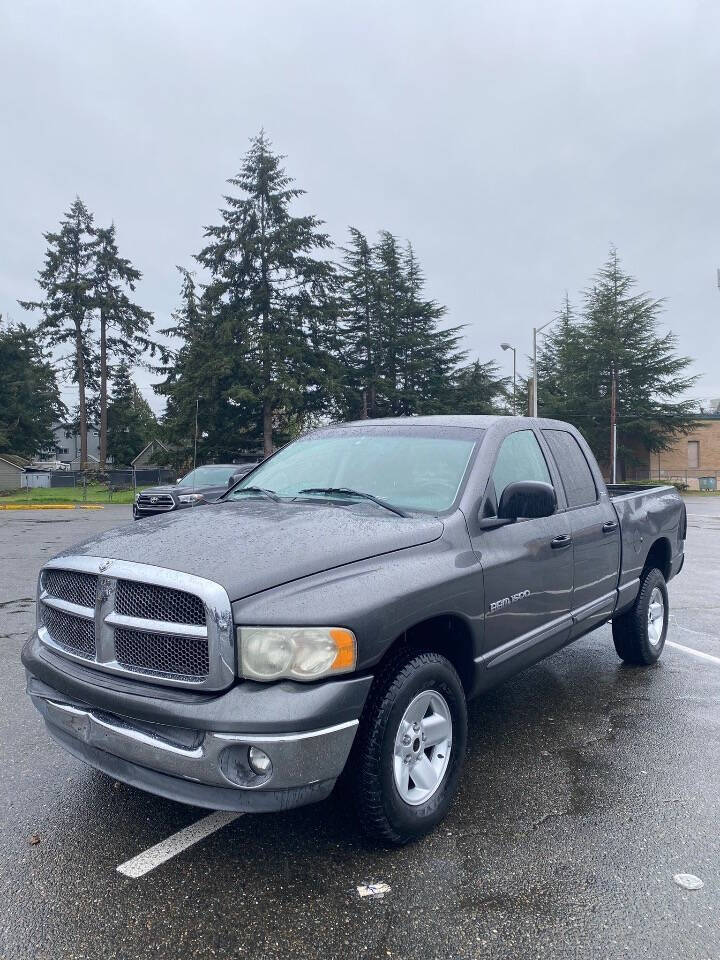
[551, 534, 572, 549]
[602, 520, 618, 533]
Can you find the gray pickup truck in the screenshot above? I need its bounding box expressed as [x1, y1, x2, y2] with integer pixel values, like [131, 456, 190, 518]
[23, 416, 686, 844]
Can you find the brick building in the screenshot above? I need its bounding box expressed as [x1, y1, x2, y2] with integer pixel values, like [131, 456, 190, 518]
[646, 414, 720, 489]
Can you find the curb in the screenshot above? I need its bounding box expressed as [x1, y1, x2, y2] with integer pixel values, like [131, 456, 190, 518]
[0, 503, 107, 511]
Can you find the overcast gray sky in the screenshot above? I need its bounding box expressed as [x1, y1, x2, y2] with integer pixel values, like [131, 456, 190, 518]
[2, 0, 719, 414]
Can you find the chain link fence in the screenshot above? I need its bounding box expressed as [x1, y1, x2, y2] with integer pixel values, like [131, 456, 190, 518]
[18, 467, 175, 501]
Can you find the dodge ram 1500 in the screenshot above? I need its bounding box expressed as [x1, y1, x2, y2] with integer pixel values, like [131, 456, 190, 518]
[23, 416, 686, 843]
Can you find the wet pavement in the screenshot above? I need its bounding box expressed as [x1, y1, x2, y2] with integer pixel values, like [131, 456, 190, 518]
[1, 500, 719, 959]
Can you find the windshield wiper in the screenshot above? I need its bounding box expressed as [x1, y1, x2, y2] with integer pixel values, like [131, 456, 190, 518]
[298, 487, 407, 518]
[232, 486, 280, 502]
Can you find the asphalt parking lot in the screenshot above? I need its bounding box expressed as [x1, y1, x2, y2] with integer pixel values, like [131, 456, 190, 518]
[2, 500, 720, 960]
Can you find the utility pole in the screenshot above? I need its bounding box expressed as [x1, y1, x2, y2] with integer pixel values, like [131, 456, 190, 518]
[610, 363, 617, 484]
[193, 396, 202, 491]
[501, 343, 517, 415]
[532, 320, 555, 417]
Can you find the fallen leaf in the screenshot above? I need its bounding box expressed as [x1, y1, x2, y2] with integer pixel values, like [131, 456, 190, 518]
[29, 834, 41, 846]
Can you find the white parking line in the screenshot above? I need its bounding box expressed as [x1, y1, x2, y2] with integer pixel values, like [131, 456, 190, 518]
[116, 811, 242, 878]
[667, 640, 720, 666]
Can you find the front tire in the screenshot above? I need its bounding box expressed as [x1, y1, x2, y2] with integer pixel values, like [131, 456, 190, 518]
[351, 650, 468, 845]
[612, 567, 669, 665]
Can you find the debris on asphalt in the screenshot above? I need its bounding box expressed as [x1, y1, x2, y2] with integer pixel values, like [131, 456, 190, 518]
[29, 834, 41, 846]
[357, 882, 391, 899]
[673, 873, 704, 890]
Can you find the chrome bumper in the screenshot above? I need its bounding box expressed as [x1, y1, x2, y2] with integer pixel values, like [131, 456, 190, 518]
[32, 694, 358, 794]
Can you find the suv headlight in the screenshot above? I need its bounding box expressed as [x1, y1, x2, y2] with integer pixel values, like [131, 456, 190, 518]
[178, 493, 204, 504]
[237, 627, 357, 681]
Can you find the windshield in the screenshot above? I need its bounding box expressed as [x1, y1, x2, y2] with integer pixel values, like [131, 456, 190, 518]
[178, 465, 237, 487]
[228, 425, 481, 513]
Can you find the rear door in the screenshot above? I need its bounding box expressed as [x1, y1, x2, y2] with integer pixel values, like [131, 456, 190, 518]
[471, 429, 574, 674]
[541, 429, 621, 635]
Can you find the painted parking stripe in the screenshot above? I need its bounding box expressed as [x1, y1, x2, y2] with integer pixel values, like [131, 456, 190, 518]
[116, 811, 242, 878]
[667, 640, 720, 666]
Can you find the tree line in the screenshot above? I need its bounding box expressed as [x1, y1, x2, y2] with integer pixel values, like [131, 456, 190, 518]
[0, 131, 699, 476]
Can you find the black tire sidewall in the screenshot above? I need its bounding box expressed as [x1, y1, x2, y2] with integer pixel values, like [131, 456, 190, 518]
[635, 569, 669, 663]
[375, 656, 467, 838]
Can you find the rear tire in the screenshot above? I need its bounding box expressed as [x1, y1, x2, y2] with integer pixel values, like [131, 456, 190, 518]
[351, 649, 468, 845]
[612, 567, 668, 665]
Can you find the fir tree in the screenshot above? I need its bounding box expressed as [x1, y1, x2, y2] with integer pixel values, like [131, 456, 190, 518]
[0, 316, 66, 457]
[106, 360, 157, 466]
[337, 228, 378, 418]
[196, 131, 337, 455]
[400, 242, 465, 414]
[537, 249, 699, 474]
[337, 231, 465, 417]
[20, 198, 98, 467]
[452, 360, 509, 414]
[92, 224, 153, 469]
[155, 269, 233, 467]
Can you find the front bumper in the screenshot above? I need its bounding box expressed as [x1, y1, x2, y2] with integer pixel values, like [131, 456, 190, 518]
[23, 633, 372, 812]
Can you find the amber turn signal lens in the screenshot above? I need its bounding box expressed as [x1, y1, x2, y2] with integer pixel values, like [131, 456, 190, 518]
[330, 628, 357, 671]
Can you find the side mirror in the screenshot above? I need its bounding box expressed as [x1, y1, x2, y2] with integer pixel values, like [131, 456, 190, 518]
[228, 475, 240, 487]
[497, 481, 556, 521]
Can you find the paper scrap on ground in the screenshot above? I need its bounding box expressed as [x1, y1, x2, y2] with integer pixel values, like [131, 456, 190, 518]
[357, 882, 391, 899]
[673, 873, 704, 890]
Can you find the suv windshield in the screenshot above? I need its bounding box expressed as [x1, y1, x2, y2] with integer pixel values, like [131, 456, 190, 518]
[178, 466, 237, 487]
[228, 425, 481, 513]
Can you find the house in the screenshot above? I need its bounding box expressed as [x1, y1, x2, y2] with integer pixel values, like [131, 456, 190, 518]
[131, 440, 172, 470]
[0, 454, 30, 491]
[69, 453, 100, 471]
[646, 412, 720, 490]
[39, 422, 102, 465]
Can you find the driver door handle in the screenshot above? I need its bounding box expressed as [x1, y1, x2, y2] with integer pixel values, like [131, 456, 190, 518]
[551, 534, 572, 550]
[602, 520, 618, 533]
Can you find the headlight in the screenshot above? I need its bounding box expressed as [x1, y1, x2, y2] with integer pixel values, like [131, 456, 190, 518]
[237, 626, 357, 681]
[178, 493, 204, 504]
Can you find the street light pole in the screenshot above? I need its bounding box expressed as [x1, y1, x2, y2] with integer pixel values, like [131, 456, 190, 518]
[500, 343, 517, 415]
[532, 320, 555, 417]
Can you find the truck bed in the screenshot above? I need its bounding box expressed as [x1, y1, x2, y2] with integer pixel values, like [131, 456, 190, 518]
[606, 483, 676, 498]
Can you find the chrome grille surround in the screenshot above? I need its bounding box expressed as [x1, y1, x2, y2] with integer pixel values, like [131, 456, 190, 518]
[136, 493, 175, 512]
[36, 556, 234, 691]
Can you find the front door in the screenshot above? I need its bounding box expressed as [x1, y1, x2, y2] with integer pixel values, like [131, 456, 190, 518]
[471, 429, 574, 677]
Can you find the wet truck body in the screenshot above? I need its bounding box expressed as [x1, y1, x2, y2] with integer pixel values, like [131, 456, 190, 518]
[23, 416, 686, 842]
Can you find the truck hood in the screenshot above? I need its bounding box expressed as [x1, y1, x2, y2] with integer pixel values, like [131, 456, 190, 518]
[59, 500, 444, 600]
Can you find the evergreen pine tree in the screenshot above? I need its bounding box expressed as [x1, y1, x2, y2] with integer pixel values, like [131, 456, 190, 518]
[92, 224, 153, 469]
[337, 228, 378, 418]
[196, 131, 337, 455]
[372, 231, 407, 414]
[20, 197, 98, 467]
[106, 360, 157, 466]
[400, 242, 466, 414]
[452, 360, 509, 414]
[338, 231, 465, 417]
[537, 249, 699, 474]
[0, 316, 66, 456]
[534, 293, 586, 422]
[155, 268, 230, 467]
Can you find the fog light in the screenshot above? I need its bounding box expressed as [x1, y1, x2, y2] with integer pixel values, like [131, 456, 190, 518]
[248, 746, 272, 776]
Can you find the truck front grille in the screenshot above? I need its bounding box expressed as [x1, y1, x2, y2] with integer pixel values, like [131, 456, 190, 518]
[42, 569, 98, 608]
[39, 603, 96, 658]
[115, 580, 206, 626]
[115, 627, 210, 680]
[37, 558, 233, 690]
[136, 493, 175, 511]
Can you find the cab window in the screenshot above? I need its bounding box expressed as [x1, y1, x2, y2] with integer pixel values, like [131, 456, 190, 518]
[490, 430, 553, 506]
